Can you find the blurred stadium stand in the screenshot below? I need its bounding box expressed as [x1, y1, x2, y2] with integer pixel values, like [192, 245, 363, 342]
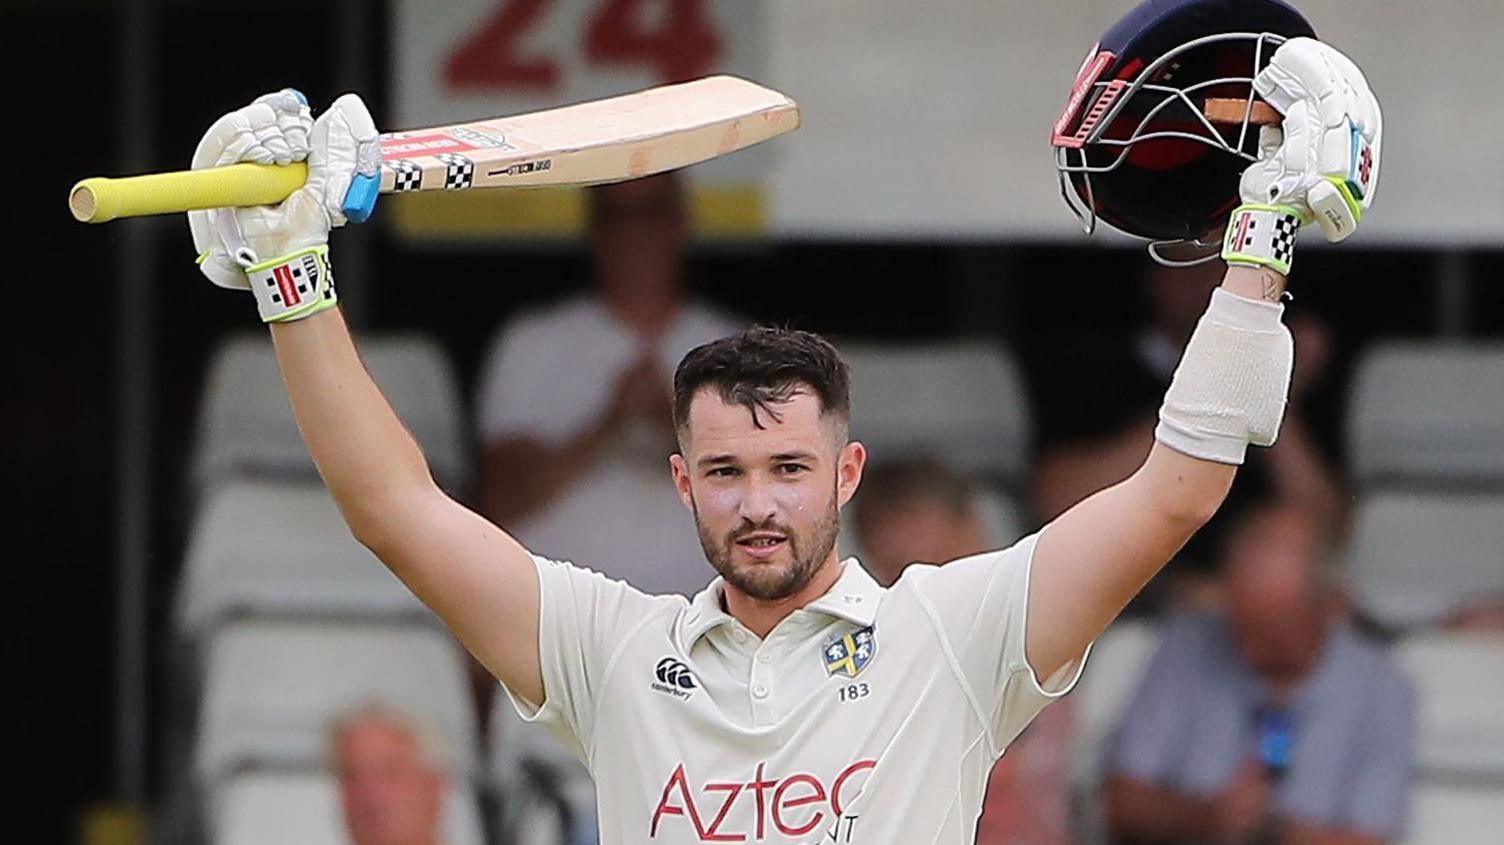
[194, 621, 478, 786]
[192, 334, 470, 494]
[1345, 492, 1504, 630]
[177, 479, 436, 639]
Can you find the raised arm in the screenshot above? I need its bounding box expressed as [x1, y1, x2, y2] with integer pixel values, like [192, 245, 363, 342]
[186, 91, 543, 704]
[1027, 267, 1281, 679]
[271, 310, 544, 704]
[1026, 37, 1382, 680]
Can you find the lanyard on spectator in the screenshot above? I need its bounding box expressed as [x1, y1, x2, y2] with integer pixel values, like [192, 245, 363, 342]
[1256, 704, 1295, 780]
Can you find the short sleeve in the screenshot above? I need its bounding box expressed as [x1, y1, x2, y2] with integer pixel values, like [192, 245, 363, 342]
[501, 555, 675, 766]
[904, 532, 1092, 749]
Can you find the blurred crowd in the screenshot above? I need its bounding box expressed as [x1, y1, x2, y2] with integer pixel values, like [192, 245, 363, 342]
[175, 173, 1502, 845]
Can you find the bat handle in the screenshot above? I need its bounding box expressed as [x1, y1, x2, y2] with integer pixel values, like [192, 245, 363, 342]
[68, 161, 309, 223]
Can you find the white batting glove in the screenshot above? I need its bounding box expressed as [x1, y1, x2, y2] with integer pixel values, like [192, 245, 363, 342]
[1223, 38, 1382, 275]
[187, 90, 379, 322]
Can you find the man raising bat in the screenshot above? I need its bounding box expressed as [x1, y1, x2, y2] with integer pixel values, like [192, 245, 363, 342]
[187, 23, 1379, 845]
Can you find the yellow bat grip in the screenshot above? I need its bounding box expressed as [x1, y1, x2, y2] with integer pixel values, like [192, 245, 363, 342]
[69, 161, 309, 223]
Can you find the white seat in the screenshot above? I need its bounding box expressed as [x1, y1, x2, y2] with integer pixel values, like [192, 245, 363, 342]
[1344, 493, 1504, 629]
[211, 770, 486, 845]
[1071, 620, 1160, 789]
[177, 479, 435, 638]
[840, 340, 1031, 482]
[191, 333, 468, 491]
[1348, 343, 1504, 486]
[490, 694, 596, 845]
[196, 621, 478, 786]
[1394, 633, 1504, 779]
[1403, 781, 1504, 845]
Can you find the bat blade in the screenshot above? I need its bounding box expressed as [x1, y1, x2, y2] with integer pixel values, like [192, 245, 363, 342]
[381, 75, 799, 193]
[68, 75, 800, 223]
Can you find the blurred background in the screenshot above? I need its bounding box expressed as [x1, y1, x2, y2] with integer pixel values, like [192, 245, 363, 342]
[12, 0, 1504, 843]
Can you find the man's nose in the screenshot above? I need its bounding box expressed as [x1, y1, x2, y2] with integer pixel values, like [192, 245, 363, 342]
[737, 476, 779, 523]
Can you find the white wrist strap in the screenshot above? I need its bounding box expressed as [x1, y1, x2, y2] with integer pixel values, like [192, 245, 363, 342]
[1221, 204, 1305, 276]
[246, 246, 337, 323]
[1154, 288, 1294, 465]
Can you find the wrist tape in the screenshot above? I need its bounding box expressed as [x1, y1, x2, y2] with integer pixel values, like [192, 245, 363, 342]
[246, 246, 337, 323]
[1154, 288, 1294, 465]
[1221, 204, 1305, 276]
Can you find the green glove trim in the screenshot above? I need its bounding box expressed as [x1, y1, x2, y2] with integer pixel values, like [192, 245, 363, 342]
[246, 245, 338, 323]
[1222, 204, 1306, 277]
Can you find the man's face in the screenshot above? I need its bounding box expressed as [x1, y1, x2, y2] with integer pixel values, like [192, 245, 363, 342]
[335, 719, 445, 845]
[670, 387, 865, 601]
[1224, 511, 1327, 681]
[591, 174, 686, 307]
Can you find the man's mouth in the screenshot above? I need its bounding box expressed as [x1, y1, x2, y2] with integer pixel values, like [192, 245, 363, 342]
[734, 533, 788, 558]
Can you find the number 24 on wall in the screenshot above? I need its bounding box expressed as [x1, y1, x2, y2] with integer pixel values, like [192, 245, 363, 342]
[445, 0, 723, 91]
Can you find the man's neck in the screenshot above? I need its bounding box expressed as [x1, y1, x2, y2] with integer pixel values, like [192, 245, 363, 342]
[1263, 616, 1332, 700]
[603, 290, 680, 337]
[723, 550, 845, 639]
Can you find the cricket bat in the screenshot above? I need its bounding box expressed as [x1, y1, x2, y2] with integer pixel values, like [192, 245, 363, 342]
[69, 75, 800, 224]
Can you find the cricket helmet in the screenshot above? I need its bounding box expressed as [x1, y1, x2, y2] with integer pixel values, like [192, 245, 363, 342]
[1052, 0, 1317, 244]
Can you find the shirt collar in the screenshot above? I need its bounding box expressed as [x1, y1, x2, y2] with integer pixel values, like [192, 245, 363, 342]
[679, 558, 884, 646]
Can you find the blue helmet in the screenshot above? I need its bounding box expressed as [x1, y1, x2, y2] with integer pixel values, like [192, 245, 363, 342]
[1052, 0, 1316, 244]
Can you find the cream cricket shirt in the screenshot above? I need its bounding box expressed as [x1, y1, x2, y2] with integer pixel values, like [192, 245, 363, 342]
[505, 531, 1091, 844]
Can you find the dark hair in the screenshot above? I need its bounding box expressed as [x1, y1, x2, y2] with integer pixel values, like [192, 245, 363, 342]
[673, 327, 850, 432]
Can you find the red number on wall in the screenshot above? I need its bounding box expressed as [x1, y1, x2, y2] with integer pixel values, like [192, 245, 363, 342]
[444, 0, 560, 91]
[584, 0, 722, 83]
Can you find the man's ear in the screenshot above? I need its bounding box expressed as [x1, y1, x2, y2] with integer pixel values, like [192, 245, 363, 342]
[837, 440, 867, 507]
[669, 453, 695, 512]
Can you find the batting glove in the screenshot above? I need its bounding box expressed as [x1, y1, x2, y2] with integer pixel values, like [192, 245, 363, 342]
[1224, 38, 1382, 275]
[187, 90, 380, 322]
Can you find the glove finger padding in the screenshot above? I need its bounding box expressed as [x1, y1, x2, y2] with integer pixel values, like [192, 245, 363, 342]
[188, 89, 314, 289]
[305, 93, 380, 229]
[1253, 38, 1381, 243]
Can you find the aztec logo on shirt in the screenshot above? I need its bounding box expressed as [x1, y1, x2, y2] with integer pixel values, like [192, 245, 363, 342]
[652, 657, 697, 700]
[823, 625, 877, 678]
[650, 759, 875, 841]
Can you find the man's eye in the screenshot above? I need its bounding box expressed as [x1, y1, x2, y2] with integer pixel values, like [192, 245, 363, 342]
[709, 467, 740, 478]
[778, 463, 808, 475]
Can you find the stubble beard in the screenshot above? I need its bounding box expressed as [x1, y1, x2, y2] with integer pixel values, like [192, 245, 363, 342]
[694, 489, 841, 602]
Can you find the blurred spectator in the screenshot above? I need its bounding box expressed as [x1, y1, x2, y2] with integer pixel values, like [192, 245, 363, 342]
[1441, 595, 1504, 632]
[331, 704, 450, 845]
[853, 457, 1075, 845]
[474, 173, 742, 596]
[1105, 503, 1416, 845]
[850, 458, 990, 585]
[1030, 260, 1347, 598]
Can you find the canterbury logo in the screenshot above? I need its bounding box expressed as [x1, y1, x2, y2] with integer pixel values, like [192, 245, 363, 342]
[653, 658, 697, 699]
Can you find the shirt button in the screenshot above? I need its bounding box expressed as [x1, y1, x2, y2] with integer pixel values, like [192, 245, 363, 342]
[731, 629, 748, 643]
[752, 683, 769, 699]
[757, 652, 773, 664]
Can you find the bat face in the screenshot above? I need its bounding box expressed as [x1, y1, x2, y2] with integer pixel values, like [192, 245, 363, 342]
[374, 75, 800, 194]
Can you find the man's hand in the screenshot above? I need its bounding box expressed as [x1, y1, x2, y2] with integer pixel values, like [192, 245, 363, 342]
[187, 90, 379, 322]
[1224, 39, 1381, 276]
[607, 354, 675, 431]
[1241, 38, 1383, 242]
[1212, 762, 1274, 843]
